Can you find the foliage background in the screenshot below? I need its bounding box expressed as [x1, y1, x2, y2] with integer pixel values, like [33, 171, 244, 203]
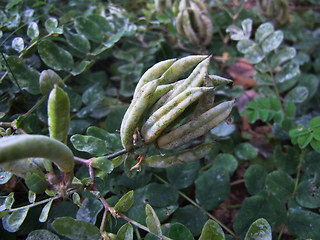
[0, 0, 320, 239]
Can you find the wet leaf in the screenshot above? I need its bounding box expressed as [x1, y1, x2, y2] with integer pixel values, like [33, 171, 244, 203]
[38, 40, 74, 71]
[11, 37, 24, 52]
[27, 22, 39, 39]
[52, 217, 101, 240]
[244, 218, 271, 240]
[199, 219, 225, 240]
[45, 17, 63, 34]
[261, 30, 283, 53]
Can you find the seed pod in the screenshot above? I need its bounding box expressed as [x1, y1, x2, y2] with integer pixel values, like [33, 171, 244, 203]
[133, 58, 176, 98]
[200, 12, 213, 46]
[208, 75, 233, 86]
[0, 135, 75, 174]
[148, 82, 177, 107]
[157, 100, 234, 150]
[163, 56, 211, 104]
[158, 55, 207, 85]
[48, 85, 70, 144]
[144, 141, 214, 168]
[141, 87, 212, 143]
[120, 80, 159, 151]
[182, 9, 200, 45]
[39, 69, 65, 95]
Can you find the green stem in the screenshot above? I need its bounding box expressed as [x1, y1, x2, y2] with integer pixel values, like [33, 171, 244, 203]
[153, 174, 239, 239]
[277, 224, 285, 240]
[292, 149, 306, 197]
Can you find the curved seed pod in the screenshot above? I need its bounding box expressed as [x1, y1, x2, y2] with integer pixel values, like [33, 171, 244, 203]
[133, 58, 176, 98]
[48, 85, 70, 144]
[157, 100, 234, 150]
[182, 9, 200, 45]
[121, 80, 159, 150]
[158, 55, 207, 85]
[163, 56, 211, 104]
[188, 5, 206, 40]
[141, 87, 212, 143]
[200, 12, 213, 46]
[39, 69, 65, 95]
[144, 141, 214, 168]
[176, 11, 186, 38]
[178, 0, 190, 12]
[208, 75, 233, 86]
[148, 82, 177, 107]
[193, 0, 208, 12]
[0, 135, 75, 174]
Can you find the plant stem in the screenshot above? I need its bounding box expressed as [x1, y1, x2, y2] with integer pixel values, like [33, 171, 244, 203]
[153, 174, 239, 239]
[277, 224, 285, 240]
[292, 149, 306, 197]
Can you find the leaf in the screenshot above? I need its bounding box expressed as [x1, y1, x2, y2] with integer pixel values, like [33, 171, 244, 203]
[5, 192, 14, 210]
[26, 229, 60, 240]
[168, 223, 195, 240]
[244, 164, 267, 195]
[71, 60, 94, 76]
[296, 180, 320, 208]
[166, 160, 200, 189]
[91, 28, 125, 55]
[212, 153, 238, 176]
[310, 138, 320, 152]
[145, 204, 162, 236]
[244, 218, 272, 240]
[195, 167, 230, 210]
[270, 47, 296, 69]
[2, 208, 29, 232]
[39, 69, 65, 95]
[27, 22, 39, 39]
[284, 86, 308, 103]
[76, 197, 103, 224]
[237, 39, 256, 54]
[74, 16, 103, 43]
[91, 157, 114, 177]
[275, 61, 300, 83]
[287, 208, 320, 239]
[70, 134, 109, 156]
[114, 190, 134, 213]
[253, 72, 273, 85]
[199, 219, 225, 240]
[0, 168, 13, 184]
[6, 56, 40, 94]
[265, 170, 295, 201]
[233, 191, 286, 236]
[261, 30, 284, 53]
[45, 17, 63, 34]
[310, 116, 320, 129]
[144, 183, 179, 208]
[226, 25, 246, 41]
[39, 199, 53, 223]
[38, 40, 74, 71]
[64, 28, 91, 54]
[72, 193, 81, 207]
[28, 191, 36, 203]
[241, 18, 252, 38]
[52, 217, 101, 240]
[297, 133, 313, 149]
[11, 37, 24, 52]
[116, 223, 133, 240]
[25, 172, 47, 194]
[244, 45, 265, 64]
[273, 145, 299, 174]
[254, 22, 274, 43]
[171, 205, 207, 236]
[235, 143, 258, 160]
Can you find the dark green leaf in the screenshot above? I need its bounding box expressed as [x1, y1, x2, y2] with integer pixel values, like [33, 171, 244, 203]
[91, 157, 114, 176]
[212, 153, 238, 176]
[38, 40, 74, 71]
[25, 172, 46, 194]
[70, 134, 109, 156]
[171, 205, 207, 236]
[244, 45, 265, 64]
[52, 217, 101, 240]
[296, 180, 320, 208]
[74, 16, 103, 43]
[269, 96, 281, 111]
[6, 56, 40, 94]
[71, 60, 94, 76]
[284, 86, 308, 103]
[244, 218, 271, 240]
[114, 190, 134, 213]
[0, 168, 13, 184]
[166, 160, 200, 189]
[275, 61, 300, 83]
[254, 22, 274, 43]
[309, 116, 320, 129]
[64, 28, 91, 54]
[116, 223, 133, 240]
[285, 102, 296, 118]
[26, 230, 60, 240]
[27, 22, 39, 40]
[4, 193, 14, 210]
[287, 208, 320, 239]
[39, 69, 65, 95]
[45, 17, 63, 34]
[244, 165, 267, 195]
[310, 138, 320, 152]
[146, 204, 162, 236]
[168, 223, 194, 240]
[144, 183, 179, 208]
[265, 170, 295, 201]
[253, 72, 273, 85]
[270, 47, 296, 69]
[235, 143, 258, 160]
[92, 28, 125, 55]
[297, 133, 313, 148]
[261, 30, 284, 53]
[199, 219, 225, 240]
[237, 39, 256, 54]
[195, 167, 230, 210]
[76, 198, 103, 224]
[274, 145, 299, 174]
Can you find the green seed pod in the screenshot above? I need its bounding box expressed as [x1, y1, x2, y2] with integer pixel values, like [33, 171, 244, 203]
[200, 12, 213, 46]
[158, 55, 207, 85]
[157, 100, 234, 150]
[208, 75, 233, 86]
[0, 134, 75, 174]
[182, 9, 200, 45]
[148, 82, 177, 107]
[257, 0, 289, 24]
[133, 58, 176, 98]
[141, 87, 212, 143]
[48, 85, 70, 144]
[120, 80, 159, 151]
[144, 141, 214, 168]
[39, 69, 65, 95]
